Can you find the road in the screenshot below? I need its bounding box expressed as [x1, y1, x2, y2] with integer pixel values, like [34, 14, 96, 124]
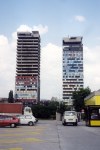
[0, 120, 100, 150]
[57, 121, 100, 150]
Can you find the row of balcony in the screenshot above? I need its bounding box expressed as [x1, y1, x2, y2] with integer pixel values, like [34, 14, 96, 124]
[16, 72, 39, 75]
[17, 39, 39, 42]
[17, 51, 39, 54]
[16, 65, 38, 67]
[17, 54, 40, 56]
[17, 43, 39, 46]
[63, 86, 83, 91]
[16, 62, 40, 65]
[63, 81, 83, 83]
[18, 36, 40, 39]
[17, 47, 40, 49]
[17, 58, 39, 62]
[17, 58, 39, 63]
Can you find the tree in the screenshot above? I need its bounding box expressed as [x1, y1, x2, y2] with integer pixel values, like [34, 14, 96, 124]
[31, 100, 68, 119]
[56, 102, 67, 115]
[72, 87, 91, 112]
[8, 90, 14, 103]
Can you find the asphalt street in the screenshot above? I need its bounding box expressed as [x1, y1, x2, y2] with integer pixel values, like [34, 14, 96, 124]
[57, 121, 100, 150]
[0, 120, 100, 150]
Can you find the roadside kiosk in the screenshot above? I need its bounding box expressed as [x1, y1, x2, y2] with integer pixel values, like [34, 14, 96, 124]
[84, 90, 100, 127]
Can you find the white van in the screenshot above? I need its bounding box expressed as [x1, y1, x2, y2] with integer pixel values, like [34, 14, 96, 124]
[62, 111, 78, 126]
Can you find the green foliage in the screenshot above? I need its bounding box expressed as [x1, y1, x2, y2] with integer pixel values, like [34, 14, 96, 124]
[56, 102, 67, 115]
[31, 104, 53, 119]
[72, 87, 91, 112]
[8, 90, 14, 103]
[31, 100, 67, 119]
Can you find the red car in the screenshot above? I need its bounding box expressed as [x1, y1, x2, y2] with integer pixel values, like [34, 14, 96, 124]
[0, 115, 20, 128]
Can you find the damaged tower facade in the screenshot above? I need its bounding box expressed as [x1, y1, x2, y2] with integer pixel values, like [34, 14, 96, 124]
[15, 31, 40, 103]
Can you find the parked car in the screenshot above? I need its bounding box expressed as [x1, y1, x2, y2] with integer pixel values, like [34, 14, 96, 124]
[62, 111, 78, 126]
[17, 115, 37, 126]
[0, 115, 20, 128]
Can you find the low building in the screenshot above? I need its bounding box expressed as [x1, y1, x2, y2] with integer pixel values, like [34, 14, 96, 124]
[0, 103, 23, 115]
[84, 90, 100, 106]
[84, 90, 100, 127]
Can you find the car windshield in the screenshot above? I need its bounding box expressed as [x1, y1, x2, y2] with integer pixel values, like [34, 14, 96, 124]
[65, 112, 76, 116]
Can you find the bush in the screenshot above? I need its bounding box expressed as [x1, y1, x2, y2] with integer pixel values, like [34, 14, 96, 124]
[31, 104, 52, 119]
[31, 101, 68, 119]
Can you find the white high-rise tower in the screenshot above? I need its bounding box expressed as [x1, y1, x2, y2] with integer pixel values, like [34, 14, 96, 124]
[62, 36, 83, 105]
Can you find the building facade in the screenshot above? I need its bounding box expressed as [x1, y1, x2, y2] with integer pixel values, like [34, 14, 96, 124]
[15, 31, 40, 103]
[62, 36, 84, 105]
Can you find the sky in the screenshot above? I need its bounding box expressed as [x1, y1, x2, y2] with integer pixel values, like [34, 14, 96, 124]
[0, 0, 100, 100]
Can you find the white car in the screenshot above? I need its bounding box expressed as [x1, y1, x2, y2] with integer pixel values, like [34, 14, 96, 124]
[62, 111, 78, 126]
[18, 115, 37, 126]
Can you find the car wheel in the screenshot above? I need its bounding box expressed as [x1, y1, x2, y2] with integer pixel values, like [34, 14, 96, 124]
[10, 123, 16, 128]
[73, 122, 77, 126]
[75, 122, 78, 126]
[28, 121, 34, 126]
[62, 122, 66, 126]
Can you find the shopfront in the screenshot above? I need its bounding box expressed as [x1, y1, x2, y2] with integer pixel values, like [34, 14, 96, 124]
[84, 90, 100, 127]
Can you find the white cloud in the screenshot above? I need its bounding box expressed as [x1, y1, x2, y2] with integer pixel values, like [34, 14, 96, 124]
[0, 35, 8, 45]
[41, 43, 62, 99]
[17, 25, 32, 32]
[0, 34, 16, 98]
[16, 24, 48, 35]
[75, 15, 86, 22]
[84, 46, 100, 91]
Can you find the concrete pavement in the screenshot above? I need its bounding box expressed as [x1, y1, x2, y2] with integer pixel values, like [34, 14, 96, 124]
[0, 120, 100, 150]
